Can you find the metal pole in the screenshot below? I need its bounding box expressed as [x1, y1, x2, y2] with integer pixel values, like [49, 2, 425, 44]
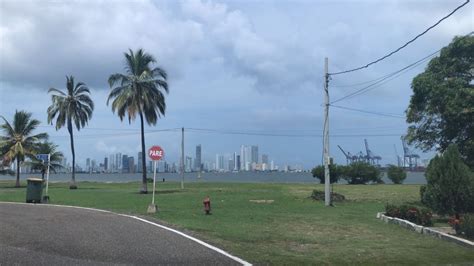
[323, 57, 331, 207]
[152, 160, 156, 205]
[46, 154, 50, 196]
[181, 127, 184, 189]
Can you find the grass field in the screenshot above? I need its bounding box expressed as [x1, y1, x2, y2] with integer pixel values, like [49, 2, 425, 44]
[1, 180, 473, 265]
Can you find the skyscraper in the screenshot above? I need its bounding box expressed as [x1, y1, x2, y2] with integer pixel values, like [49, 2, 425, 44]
[115, 153, 122, 171]
[104, 157, 108, 171]
[128, 156, 135, 173]
[122, 155, 129, 173]
[240, 145, 252, 171]
[195, 145, 202, 172]
[137, 152, 143, 173]
[262, 154, 269, 164]
[251, 145, 259, 164]
[185, 156, 192, 172]
[233, 152, 240, 171]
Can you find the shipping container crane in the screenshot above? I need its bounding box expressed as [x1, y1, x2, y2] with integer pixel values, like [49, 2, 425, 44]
[401, 136, 420, 169]
[337, 145, 360, 165]
[364, 139, 382, 165]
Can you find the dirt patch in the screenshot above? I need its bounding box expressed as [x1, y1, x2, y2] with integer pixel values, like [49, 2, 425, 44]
[249, 200, 274, 204]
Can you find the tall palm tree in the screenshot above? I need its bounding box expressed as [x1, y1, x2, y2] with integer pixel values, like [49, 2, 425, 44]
[108, 49, 168, 194]
[0, 111, 48, 187]
[29, 141, 64, 179]
[47, 76, 94, 189]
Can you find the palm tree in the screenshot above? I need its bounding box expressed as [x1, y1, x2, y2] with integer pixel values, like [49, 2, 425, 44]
[29, 141, 64, 179]
[0, 111, 48, 187]
[47, 76, 94, 189]
[107, 49, 168, 194]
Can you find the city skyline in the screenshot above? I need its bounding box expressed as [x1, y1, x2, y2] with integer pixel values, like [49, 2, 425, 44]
[77, 144, 302, 173]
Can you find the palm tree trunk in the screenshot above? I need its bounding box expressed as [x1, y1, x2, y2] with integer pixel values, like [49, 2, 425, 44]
[139, 111, 148, 194]
[15, 157, 20, 187]
[68, 120, 77, 189]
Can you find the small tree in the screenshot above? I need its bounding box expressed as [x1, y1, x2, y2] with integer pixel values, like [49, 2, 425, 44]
[343, 161, 381, 184]
[422, 145, 474, 216]
[387, 165, 407, 184]
[311, 164, 345, 184]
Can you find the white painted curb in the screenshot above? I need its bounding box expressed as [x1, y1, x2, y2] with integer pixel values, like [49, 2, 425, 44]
[0, 202, 252, 266]
[376, 212, 474, 248]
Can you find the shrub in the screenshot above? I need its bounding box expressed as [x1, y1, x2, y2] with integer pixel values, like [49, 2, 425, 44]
[423, 145, 474, 216]
[310, 190, 345, 202]
[311, 164, 345, 184]
[459, 214, 474, 240]
[343, 161, 381, 184]
[384, 204, 433, 226]
[387, 165, 407, 184]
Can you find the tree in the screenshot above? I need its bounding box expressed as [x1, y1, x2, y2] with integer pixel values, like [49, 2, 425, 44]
[47, 76, 94, 189]
[343, 161, 381, 185]
[422, 145, 474, 216]
[0, 111, 48, 187]
[29, 141, 64, 179]
[311, 164, 345, 184]
[107, 49, 168, 194]
[387, 165, 407, 184]
[406, 35, 474, 169]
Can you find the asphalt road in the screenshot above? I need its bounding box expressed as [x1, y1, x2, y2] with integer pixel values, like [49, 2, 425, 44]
[0, 203, 245, 265]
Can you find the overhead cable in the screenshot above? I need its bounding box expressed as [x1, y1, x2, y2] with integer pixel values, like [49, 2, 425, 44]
[329, 0, 470, 75]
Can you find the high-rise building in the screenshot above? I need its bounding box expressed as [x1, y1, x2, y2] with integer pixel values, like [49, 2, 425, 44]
[137, 152, 143, 173]
[228, 158, 234, 171]
[109, 154, 115, 172]
[91, 160, 97, 172]
[185, 156, 192, 172]
[116, 153, 122, 170]
[236, 155, 241, 171]
[240, 145, 252, 171]
[122, 155, 129, 173]
[233, 152, 240, 171]
[128, 156, 135, 173]
[251, 145, 259, 164]
[195, 145, 202, 172]
[261, 154, 269, 164]
[86, 158, 91, 172]
[104, 157, 108, 171]
[216, 154, 224, 171]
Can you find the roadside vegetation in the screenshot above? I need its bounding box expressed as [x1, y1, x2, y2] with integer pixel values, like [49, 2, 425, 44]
[1, 181, 473, 264]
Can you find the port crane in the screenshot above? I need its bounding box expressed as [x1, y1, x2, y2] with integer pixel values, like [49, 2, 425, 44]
[401, 136, 419, 169]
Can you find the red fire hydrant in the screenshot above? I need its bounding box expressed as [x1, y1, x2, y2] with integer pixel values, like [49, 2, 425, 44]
[203, 196, 211, 215]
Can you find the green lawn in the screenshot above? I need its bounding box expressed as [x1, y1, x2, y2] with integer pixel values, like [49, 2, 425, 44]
[1, 180, 473, 265]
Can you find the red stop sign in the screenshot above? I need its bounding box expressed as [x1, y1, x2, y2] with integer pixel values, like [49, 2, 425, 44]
[148, 146, 164, 161]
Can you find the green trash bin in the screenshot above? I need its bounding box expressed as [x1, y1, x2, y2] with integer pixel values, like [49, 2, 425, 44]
[26, 178, 44, 203]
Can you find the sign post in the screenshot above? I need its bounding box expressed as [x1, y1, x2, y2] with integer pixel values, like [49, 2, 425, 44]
[147, 145, 164, 213]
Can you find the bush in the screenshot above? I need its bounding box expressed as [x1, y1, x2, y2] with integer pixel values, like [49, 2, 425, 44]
[387, 165, 407, 184]
[384, 204, 433, 226]
[422, 145, 474, 216]
[310, 190, 345, 202]
[343, 161, 381, 184]
[311, 164, 345, 184]
[459, 214, 474, 240]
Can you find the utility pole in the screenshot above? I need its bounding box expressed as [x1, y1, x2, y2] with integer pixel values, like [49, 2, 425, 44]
[181, 127, 185, 189]
[323, 57, 331, 207]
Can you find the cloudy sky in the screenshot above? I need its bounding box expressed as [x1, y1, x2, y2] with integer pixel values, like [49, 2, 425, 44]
[0, 0, 472, 169]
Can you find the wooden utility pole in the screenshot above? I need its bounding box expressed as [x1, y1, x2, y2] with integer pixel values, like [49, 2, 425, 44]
[181, 127, 185, 189]
[323, 57, 331, 206]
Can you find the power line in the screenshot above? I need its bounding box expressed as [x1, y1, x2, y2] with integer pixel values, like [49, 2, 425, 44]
[329, 0, 470, 76]
[330, 104, 405, 119]
[330, 48, 440, 104]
